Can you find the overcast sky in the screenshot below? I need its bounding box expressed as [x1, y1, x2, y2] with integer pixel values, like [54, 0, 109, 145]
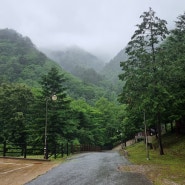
[1, 0, 185, 62]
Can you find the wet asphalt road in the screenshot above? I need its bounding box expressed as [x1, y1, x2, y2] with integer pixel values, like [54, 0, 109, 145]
[25, 151, 153, 185]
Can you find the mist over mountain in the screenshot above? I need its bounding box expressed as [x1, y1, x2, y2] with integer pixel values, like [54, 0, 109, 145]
[101, 48, 127, 83]
[41, 44, 129, 94]
[41, 46, 105, 74]
[0, 28, 115, 102]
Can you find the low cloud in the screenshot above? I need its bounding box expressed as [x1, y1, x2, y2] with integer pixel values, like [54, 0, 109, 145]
[0, 0, 184, 61]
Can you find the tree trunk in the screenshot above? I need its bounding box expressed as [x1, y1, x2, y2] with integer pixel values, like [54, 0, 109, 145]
[157, 112, 164, 155]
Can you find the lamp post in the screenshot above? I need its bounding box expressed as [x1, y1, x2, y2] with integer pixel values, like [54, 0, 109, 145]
[44, 94, 57, 159]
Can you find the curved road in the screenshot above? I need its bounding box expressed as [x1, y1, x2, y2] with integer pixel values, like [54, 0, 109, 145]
[26, 151, 153, 185]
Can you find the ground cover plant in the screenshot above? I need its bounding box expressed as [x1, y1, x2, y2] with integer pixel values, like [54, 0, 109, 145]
[120, 133, 185, 185]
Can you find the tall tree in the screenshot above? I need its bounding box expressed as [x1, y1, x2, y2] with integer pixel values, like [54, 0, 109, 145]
[70, 99, 104, 146]
[39, 67, 71, 150]
[119, 7, 169, 155]
[0, 83, 33, 144]
[160, 12, 185, 128]
[95, 97, 123, 147]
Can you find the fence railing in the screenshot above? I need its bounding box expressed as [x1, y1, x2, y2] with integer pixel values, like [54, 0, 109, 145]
[0, 141, 101, 159]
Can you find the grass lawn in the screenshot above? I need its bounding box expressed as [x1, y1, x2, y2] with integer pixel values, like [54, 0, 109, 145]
[120, 133, 185, 185]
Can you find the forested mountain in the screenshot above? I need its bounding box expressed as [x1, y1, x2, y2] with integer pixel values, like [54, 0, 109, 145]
[0, 28, 124, 150]
[101, 48, 127, 79]
[0, 28, 59, 86]
[100, 48, 128, 93]
[42, 47, 105, 73]
[41, 47, 109, 88]
[0, 28, 106, 103]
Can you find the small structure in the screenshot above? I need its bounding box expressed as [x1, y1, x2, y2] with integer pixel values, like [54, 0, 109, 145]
[135, 132, 145, 142]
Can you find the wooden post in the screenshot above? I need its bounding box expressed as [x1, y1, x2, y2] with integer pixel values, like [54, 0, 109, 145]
[24, 143, 27, 158]
[3, 140, 6, 157]
[67, 142, 69, 156]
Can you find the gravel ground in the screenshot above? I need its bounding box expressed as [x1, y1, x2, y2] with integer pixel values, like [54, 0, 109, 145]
[25, 151, 153, 185]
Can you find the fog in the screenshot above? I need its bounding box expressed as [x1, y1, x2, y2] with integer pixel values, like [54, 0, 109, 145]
[1, 0, 185, 61]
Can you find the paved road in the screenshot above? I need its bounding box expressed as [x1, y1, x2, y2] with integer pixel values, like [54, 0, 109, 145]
[25, 152, 153, 185]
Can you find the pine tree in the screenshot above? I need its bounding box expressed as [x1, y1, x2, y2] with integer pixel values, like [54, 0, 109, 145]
[119, 8, 169, 155]
[39, 67, 71, 150]
[160, 12, 185, 131]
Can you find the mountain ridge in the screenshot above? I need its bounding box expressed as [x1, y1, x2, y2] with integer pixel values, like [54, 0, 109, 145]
[0, 28, 107, 102]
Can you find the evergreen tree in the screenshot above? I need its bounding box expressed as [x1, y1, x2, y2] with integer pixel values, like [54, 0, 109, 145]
[38, 67, 71, 151]
[160, 12, 185, 128]
[119, 8, 169, 155]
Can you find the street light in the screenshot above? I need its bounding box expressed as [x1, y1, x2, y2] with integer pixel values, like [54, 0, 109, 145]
[44, 94, 57, 159]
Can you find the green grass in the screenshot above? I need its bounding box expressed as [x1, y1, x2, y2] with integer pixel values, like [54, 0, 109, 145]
[124, 133, 185, 185]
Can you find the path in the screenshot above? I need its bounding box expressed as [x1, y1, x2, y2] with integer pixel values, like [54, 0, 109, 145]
[26, 151, 153, 185]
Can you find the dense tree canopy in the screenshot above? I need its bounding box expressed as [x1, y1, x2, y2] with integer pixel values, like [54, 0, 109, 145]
[0, 83, 33, 144]
[119, 8, 169, 155]
[119, 9, 185, 154]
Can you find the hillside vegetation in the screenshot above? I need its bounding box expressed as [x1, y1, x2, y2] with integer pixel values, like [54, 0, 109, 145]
[122, 133, 185, 185]
[0, 28, 110, 103]
[42, 47, 117, 96]
[0, 28, 58, 86]
[0, 28, 125, 150]
[118, 8, 185, 157]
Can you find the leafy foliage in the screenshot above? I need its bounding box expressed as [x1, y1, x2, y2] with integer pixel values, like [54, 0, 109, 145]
[0, 83, 33, 144]
[119, 8, 170, 154]
[159, 12, 185, 123]
[119, 8, 185, 155]
[0, 29, 58, 85]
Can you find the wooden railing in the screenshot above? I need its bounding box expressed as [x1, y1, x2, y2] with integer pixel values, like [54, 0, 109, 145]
[0, 141, 101, 159]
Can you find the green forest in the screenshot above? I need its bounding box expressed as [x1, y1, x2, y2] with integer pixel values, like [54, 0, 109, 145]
[0, 8, 185, 157]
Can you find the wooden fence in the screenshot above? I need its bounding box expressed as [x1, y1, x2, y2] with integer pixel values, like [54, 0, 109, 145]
[0, 141, 101, 159]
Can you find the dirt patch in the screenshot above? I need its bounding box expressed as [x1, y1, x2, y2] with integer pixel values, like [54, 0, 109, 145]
[0, 158, 59, 185]
[112, 139, 135, 151]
